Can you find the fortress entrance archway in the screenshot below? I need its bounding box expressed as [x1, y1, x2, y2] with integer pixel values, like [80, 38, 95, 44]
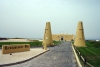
[61, 36, 64, 41]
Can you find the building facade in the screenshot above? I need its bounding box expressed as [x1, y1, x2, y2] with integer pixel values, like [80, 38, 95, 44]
[52, 34, 74, 41]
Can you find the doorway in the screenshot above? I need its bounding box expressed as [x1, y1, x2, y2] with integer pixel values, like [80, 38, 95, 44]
[61, 36, 64, 41]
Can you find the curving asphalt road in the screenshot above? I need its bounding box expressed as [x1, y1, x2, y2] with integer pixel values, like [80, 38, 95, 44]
[5, 41, 78, 67]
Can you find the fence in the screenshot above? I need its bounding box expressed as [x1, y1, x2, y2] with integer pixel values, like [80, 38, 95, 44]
[73, 45, 94, 67]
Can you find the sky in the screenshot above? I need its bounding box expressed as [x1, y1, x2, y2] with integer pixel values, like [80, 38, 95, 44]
[0, 0, 100, 39]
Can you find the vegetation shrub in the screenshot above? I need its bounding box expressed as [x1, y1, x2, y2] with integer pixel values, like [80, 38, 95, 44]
[0, 42, 42, 47]
[0, 41, 60, 47]
[90, 41, 95, 44]
[88, 40, 100, 48]
[33, 40, 39, 42]
[93, 42, 100, 48]
[53, 41, 60, 45]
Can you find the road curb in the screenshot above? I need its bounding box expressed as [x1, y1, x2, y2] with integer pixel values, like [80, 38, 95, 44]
[71, 43, 82, 67]
[0, 49, 50, 67]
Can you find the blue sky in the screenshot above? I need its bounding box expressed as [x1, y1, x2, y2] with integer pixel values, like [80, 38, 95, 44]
[0, 0, 100, 39]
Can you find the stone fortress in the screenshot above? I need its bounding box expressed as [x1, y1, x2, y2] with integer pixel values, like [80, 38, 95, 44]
[52, 34, 74, 41]
[43, 21, 86, 47]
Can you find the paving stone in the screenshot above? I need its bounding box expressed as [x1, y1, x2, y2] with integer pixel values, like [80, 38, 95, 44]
[5, 41, 78, 67]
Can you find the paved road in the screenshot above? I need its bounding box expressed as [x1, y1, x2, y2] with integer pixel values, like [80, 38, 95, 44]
[5, 41, 78, 67]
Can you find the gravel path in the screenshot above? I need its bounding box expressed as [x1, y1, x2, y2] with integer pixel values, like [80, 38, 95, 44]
[5, 41, 78, 67]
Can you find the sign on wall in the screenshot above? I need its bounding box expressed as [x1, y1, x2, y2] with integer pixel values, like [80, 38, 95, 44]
[2, 44, 30, 54]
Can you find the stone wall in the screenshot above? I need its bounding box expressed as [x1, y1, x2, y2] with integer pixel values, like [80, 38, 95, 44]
[52, 34, 74, 41]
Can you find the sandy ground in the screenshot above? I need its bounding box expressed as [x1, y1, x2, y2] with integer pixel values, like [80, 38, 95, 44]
[0, 39, 43, 42]
[0, 39, 30, 42]
[0, 48, 49, 65]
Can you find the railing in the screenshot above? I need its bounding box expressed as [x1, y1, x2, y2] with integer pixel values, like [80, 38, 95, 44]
[73, 45, 94, 67]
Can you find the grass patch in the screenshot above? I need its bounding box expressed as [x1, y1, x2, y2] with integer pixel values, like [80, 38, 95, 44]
[75, 41, 100, 67]
[0, 42, 42, 47]
[53, 41, 60, 45]
[0, 41, 60, 47]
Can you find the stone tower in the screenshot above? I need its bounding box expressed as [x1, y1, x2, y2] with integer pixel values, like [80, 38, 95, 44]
[74, 21, 86, 47]
[43, 22, 53, 46]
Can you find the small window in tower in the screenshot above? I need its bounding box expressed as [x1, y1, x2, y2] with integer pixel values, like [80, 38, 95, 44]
[79, 29, 83, 30]
[80, 38, 81, 40]
[81, 22, 82, 25]
[45, 29, 48, 30]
